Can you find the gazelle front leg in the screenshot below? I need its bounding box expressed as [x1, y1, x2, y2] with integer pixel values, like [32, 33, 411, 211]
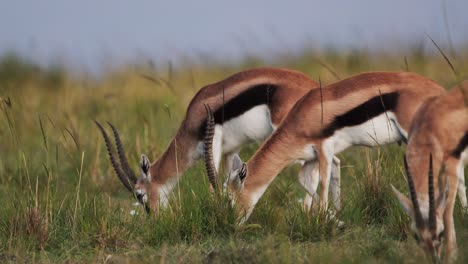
[457, 164, 467, 210]
[445, 168, 459, 262]
[444, 165, 459, 263]
[206, 125, 223, 193]
[318, 144, 335, 212]
[298, 160, 320, 213]
[300, 157, 341, 213]
[212, 125, 224, 173]
[330, 156, 341, 211]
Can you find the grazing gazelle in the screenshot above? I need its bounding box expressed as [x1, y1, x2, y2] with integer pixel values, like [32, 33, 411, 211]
[224, 71, 448, 223]
[392, 82, 467, 262]
[96, 67, 341, 214]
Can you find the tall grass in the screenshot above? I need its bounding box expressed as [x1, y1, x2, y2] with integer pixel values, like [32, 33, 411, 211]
[0, 49, 467, 263]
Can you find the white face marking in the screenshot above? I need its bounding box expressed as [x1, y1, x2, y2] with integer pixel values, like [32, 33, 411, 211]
[158, 177, 177, 208]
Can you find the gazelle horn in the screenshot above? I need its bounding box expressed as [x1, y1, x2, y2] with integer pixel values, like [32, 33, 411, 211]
[404, 156, 425, 229]
[428, 154, 436, 231]
[107, 122, 138, 183]
[95, 121, 135, 192]
[203, 103, 219, 191]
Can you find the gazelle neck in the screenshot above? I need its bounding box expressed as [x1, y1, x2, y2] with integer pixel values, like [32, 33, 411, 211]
[244, 131, 303, 192]
[150, 130, 198, 185]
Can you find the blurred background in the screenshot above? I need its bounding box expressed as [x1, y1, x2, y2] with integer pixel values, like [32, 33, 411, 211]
[1, 0, 467, 73]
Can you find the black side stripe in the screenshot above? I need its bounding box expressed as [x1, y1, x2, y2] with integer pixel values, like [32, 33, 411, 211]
[199, 84, 277, 139]
[451, 132, 468, 158]
[321, 92, 400, 137]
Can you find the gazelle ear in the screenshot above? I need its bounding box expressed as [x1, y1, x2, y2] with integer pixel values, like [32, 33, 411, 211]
[231, 154, 243, 172]
[140, 154, 151, 181]
[391, 184, 414, 217]
[229, 154, 247, 191]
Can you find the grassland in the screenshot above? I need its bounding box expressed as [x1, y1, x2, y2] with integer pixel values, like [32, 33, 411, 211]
[0, 48, 467, 263]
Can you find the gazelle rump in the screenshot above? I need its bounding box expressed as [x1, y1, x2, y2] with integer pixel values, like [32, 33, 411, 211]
[226, 71, 447, 222]
[96, 67, 345, 213]
[392, 83, 467, 262]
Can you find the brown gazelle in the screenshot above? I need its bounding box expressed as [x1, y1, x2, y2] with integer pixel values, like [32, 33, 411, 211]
[392, 82, 467, 262]
[96, 67, 342, 214]
[224, 71, 450, 223]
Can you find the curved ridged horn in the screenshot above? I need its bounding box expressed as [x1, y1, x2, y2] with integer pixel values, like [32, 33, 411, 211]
[107, 122, 138, 184]
[404, 156, 425, 229]
[428, 154, 436, 231]
[203, 103, 219, 191]
[95, 121, 134, 192]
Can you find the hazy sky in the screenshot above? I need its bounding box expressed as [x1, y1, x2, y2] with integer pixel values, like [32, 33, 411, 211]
[1, 0, 467, 69]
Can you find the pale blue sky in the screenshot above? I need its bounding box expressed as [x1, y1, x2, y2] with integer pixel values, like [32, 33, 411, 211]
[0, 0, 467, 70]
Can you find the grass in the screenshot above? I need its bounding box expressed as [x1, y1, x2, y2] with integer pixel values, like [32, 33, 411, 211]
[0, 49, 467, 263]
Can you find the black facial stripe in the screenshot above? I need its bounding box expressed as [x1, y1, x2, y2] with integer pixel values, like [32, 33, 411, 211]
[199, 84, 277, 139]
[321, 92, 400, 137]
[451, 132, 468, 158]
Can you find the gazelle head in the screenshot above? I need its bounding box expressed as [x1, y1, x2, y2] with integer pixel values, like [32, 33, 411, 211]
[135, 154, 151, 205]
[392, 154, 448, 261]
[96, 104, 220, 215]
[95, 121, 151, 213]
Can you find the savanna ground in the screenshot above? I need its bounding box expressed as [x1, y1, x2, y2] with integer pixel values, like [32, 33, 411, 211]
[0, 47, 467, 263]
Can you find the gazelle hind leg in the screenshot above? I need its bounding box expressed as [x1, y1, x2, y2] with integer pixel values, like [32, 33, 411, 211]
[318, 148, 334, 212]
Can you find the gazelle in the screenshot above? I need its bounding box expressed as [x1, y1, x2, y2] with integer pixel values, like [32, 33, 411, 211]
[392, 82, 467, 262]
[224, 71, 449, 223]
[95, 67, 342, 213]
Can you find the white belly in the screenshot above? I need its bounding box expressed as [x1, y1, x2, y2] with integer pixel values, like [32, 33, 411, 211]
[325, 112, 404, 154]
[221, 105, 274, 153]
[461, 147, 468, 164]
[195, 104, 274, 158]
